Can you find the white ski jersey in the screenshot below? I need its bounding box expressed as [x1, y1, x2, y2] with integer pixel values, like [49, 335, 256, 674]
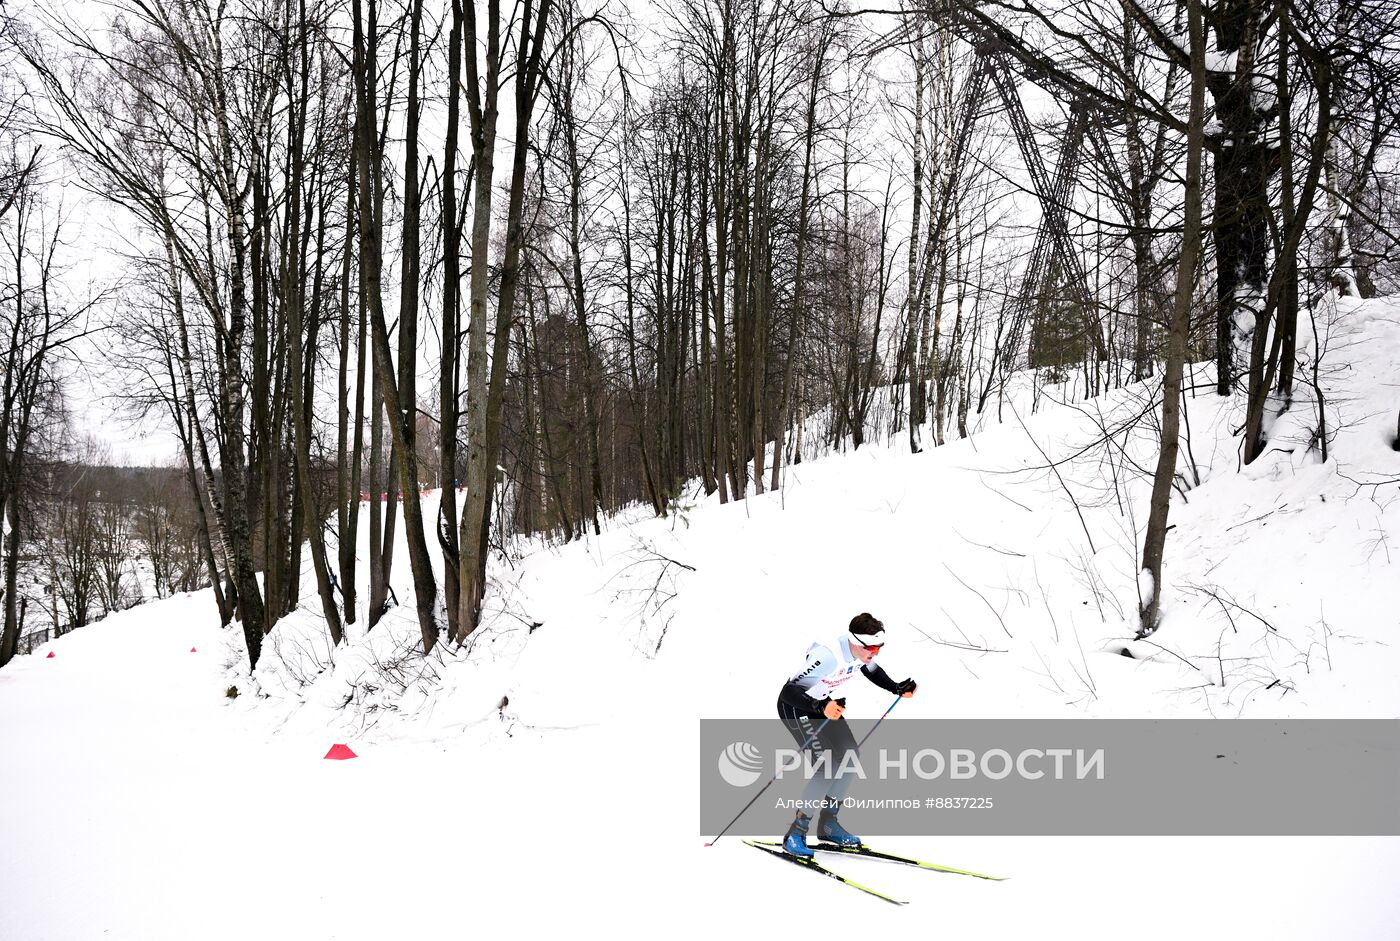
[788, 637, 864, 704]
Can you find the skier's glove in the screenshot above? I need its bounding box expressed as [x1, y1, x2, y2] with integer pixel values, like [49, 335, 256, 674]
[895, 678, 918, 697]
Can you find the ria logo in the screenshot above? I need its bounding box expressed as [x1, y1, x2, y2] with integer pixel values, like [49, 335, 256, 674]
[718, 741, 764, 787]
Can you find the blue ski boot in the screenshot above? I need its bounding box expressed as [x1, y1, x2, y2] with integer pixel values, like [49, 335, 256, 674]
[817, 808, 862, 847]
[782, 812, 815, 858]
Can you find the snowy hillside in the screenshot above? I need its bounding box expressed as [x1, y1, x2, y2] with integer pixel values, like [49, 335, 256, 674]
[2, 296, 1398, 939]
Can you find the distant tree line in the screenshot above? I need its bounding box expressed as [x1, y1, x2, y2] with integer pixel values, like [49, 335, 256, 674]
[2, 452, 215, 653]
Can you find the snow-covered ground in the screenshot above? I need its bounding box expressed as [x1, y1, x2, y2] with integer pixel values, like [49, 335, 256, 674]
[3, 296, 1398, 938]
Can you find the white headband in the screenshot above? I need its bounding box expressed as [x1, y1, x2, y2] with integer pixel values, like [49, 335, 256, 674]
[849, 630, 885, 651]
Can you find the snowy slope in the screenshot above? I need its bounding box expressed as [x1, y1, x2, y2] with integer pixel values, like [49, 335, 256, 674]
[2, 296, 1398, 939]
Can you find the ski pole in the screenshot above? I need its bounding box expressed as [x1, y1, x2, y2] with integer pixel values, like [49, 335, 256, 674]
[704, 716, 832, 847]
[854, 694, 905, 750]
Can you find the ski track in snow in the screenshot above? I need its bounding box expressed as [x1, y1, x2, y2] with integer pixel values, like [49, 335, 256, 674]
[3, 297, 1399, 939]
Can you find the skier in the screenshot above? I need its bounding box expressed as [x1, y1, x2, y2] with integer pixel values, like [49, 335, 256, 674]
[776, 613, 917, 858]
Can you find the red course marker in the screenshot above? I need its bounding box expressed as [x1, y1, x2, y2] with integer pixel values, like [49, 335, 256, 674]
[324, 744, 357, 760]
[46, 651, 55, 659]
[190, 647, 197, 653]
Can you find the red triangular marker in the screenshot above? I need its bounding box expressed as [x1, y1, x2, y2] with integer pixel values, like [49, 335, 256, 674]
[46, 651, 55, 659]
[324, 744, 357, 760]
[190, 647, 197, 653]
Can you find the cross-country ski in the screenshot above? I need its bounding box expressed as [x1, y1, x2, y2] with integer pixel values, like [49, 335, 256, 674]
[744, 840, 908, 905]
[747, 840, 1007, 881]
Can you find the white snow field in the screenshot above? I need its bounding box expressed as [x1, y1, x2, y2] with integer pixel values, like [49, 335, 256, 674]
[3, 296, 1399, 939]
